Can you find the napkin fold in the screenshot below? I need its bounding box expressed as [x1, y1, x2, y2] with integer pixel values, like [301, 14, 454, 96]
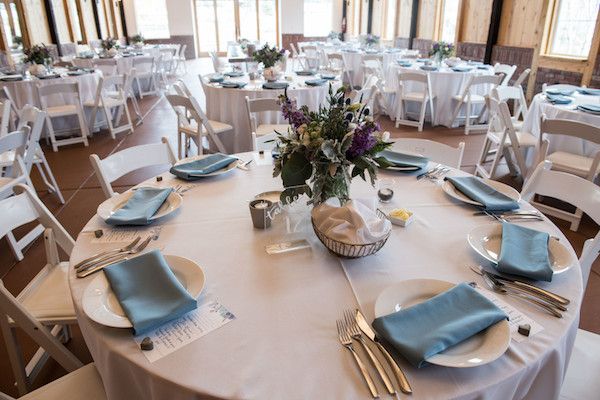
[577, 88, 600, 96]
[103, 250, 198, 335]
[379, 150, 429, 171]
[220, 81, 247, 89]
[444, 176, 519, 211]
[497, 222, 553, 282]
[224, 71, 245, 77]
[305, 79, 327, 86]
[170, 154, 237, 180]
[106, 187, 172, 226]
[263, 82, 289, 90]
[311, 198, 391, 244]
[320, 74, 337, 80]
[373, 283, 507, 368]
[451, 66, 473, 72]
[577, 104, 600, 113]
[546, 88, 575, 96]
[420, 65, 439, 71]
[208, 75, 224, 83]
[546, 94, 572, 104]
[295, 70, 316, 76]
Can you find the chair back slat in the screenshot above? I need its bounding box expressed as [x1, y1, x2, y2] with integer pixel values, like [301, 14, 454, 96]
[246, 97, 281, 113]
[540, 117, 600, 145]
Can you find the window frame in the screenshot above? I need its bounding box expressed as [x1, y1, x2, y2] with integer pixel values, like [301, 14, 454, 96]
[133, 0, 171, 40]
[434, 0, 462, 44]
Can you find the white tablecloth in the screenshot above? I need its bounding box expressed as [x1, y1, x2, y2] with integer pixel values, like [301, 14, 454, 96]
[203, 76, 341, 153]
[0, 71, 100, 134]
[385, 65, 494, 127]
[68, 154, 582, 400]
[338, 50, 403, 87]
[521, 93, 600, 168]
[72, 55, 145, 75]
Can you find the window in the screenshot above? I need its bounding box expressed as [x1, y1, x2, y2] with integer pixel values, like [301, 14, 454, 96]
[133, 0, 170, 39]
[67, 0, 83, 43]
[440, 0, 460, 43]
[546, 0, 600, 58]
[383, 0, 397, 40]
[304, 0, 333, 37]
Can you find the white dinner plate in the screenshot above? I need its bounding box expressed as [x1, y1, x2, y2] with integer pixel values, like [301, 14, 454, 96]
[442, 178, 521, 206]
[96, 189, 182, 223]
[82, 255, 205, 329]
[374, 279, 510, 368]
[467, 223, 573, 274]
[174, 154, 238, 177]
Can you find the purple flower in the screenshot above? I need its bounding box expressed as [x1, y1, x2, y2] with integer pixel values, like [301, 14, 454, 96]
[346, 122, 379, 158]
[280, 97, 309, 129]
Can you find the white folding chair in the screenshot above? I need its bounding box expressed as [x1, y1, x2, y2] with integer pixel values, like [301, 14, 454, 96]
[37, 82, 89, 152]
[92, 58, 118, 76]
[174, 44, 188, 75]
[513, 68, 530, 89]
[0, 99, 11, 137]
[351, 75, 380, 113]
[166, 93, 232, 158]
[391, 138, 464, 169]
[132, 56, 158, 98]
[362, 56, 384, 82]
[0, 363, 106, 400]
[520, 161, 600, 400]
[493, 63, 517, 86]
[0, 184, 84, 395]
[0, 87, 20, 132]
[84, 74, 134, 139]
[533, 116, 600, 231]
[475, 97, 536, 180]
[209, 51, 230, 73]
[290, 43, 308, 71]
[490, 85, 528, 130]
[245, 96, 291, 151]
[326, 53, 354, 89]
[90, 137, 177, 199]
[450, 74, 502, 135]
[395, 71, 435, 132]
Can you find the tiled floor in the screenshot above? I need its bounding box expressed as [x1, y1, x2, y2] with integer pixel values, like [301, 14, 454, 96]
[0, 58, 598, 397]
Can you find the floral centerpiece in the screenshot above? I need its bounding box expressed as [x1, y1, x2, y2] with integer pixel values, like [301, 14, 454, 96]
[101, 37, 119, 57]
[24, 44, 51, 75]
[12, 35, 22, 49]
[253, 44, 285, 81]
[130, 33, 145, 48]
[361, 34, 380, 49]
[328, 31, 341, 43]
[273, 85, 392, 206]
[429, 41, 455, 66]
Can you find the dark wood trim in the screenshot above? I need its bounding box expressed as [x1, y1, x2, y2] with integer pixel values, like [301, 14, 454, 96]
[43, 0, 61, 54]
[342, 0, 347, 40]
[408, 0, 419, 49]
[366, 0, 374, 34]
[484, 0, 503, 64]
[118, 0, 128, 44]
[91, 0, 102, 39]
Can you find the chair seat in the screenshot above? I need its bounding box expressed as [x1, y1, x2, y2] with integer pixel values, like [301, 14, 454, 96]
[547, 151, 598, 178]
[559, 329, 600, 400]
[0, 150, 43, 168]
[0, 176, 16, 190]
[18, 262, 76, 322]
[84, 97, 124, 108]
[256, 124, 290, 137]
[208, 120, 234, 134]
[46, 105, 79, 117]
[487, 130, 537, 148]
[21, 363, 106, 400]
[453, 94, 486, 103]
[401, 91, 429, 101]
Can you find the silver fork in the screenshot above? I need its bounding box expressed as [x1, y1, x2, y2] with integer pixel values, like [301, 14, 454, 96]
[76, 236, 153, 277]
[417, 164, 441, 180]
[336, 319, 379, 398]
[344, 310, 395, 395]
[72, 236, 141, 270]
[428, 167, 450, 181]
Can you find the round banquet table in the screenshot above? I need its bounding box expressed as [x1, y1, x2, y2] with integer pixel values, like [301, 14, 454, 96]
[338, 50, 404, 87]
[385, 64, 495, 127]
[68, 153, 582, 400]
[72, 55, 150, 75]
[202, 75, 342, 153]
[0, 70, 100, 134]
[521, 92, 600, 169]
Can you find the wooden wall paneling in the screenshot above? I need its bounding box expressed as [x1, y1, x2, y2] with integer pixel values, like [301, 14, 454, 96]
[498, 0, 544, 47]
[397, 0, 412, 37]
[417, 0, 436, 39]
[525, 0, 551, 100]
[459, 0, 492, 43]
[21, 0, 52, 45]
[582, 9, 600, 86]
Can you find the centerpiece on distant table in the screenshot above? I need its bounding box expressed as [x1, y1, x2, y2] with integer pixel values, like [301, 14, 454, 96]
[24, 44, 51, 76]
[101, 37, 119, 57]
[273, 86, 393, 257]
[361, 34, 380, 49]
[130, 33, 145, 48]
[253, 44, 285, 81]
[429, 40, 455, 67]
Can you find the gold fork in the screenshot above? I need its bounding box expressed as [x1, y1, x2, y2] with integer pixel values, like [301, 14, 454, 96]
[336, 319, 379, 398]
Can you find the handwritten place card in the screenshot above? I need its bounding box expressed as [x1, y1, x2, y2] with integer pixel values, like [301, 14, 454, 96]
[89, 226, 163, 244]
[476, 287, 544, 342]
[134, 298, 235, 363]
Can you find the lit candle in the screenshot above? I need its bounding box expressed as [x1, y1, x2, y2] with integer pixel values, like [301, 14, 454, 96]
[253, 201, 269, 209]
[378, 188, 394, 202]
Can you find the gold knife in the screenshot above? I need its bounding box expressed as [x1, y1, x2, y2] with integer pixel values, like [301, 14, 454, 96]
[355, 309, 412, 395]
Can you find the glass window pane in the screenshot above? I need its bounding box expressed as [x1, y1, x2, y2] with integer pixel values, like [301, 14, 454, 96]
[304, 0, 333, 37]
[67, 0, 82, 42]
[259, 0, 277, 45]
[195, 0, 217, 52]
[0, 4, 12, 48]
[384, 0, 397, 40]
[133, 0, 170, 39]
[216, 0, 236, 52]
[441, 0, 459, 43]
[550, 0, 600, 58]
[239, 0, 258, 41]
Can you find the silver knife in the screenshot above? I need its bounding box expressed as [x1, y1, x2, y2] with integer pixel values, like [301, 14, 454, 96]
[355, 309, 413, 395]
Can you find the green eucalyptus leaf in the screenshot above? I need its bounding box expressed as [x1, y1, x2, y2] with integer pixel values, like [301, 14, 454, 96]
[281, 151, 312, 188]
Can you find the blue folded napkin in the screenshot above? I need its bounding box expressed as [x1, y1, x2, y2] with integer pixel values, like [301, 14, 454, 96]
[224, 71, 244, 77]
[396, 60, 413, 67]
[546, 94, 572, 104]
[305, 78, 326, 86]
[577, 104, 600, 113]
[444, 176, 519, 211]
[497, 222, 553, 282]
[170, 154, 237, 180]
[577, 88, 600, 96]
[468, 60, 483, 65]
[320, 74, 337, 80]
[373, 283, 507, 368]
[106, 187, 172, 226]
[38, 74, 61, 80]
[416, 58, 429, 63]
[546, 88, 575, 96]
[263, 82, 289, 90]
[379, 150, 429, 171]
[220, 81, 247, 88]
[103, 250, 198, 335]
[342, 49, 359, 53]
[477, 65, 491, 70]
[209, 75, 224, 83]
[420, 65, 439, 71]
[0, 76, 23, 81]
[295, 70, 316, 76]
[452, 66, 473, 72]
